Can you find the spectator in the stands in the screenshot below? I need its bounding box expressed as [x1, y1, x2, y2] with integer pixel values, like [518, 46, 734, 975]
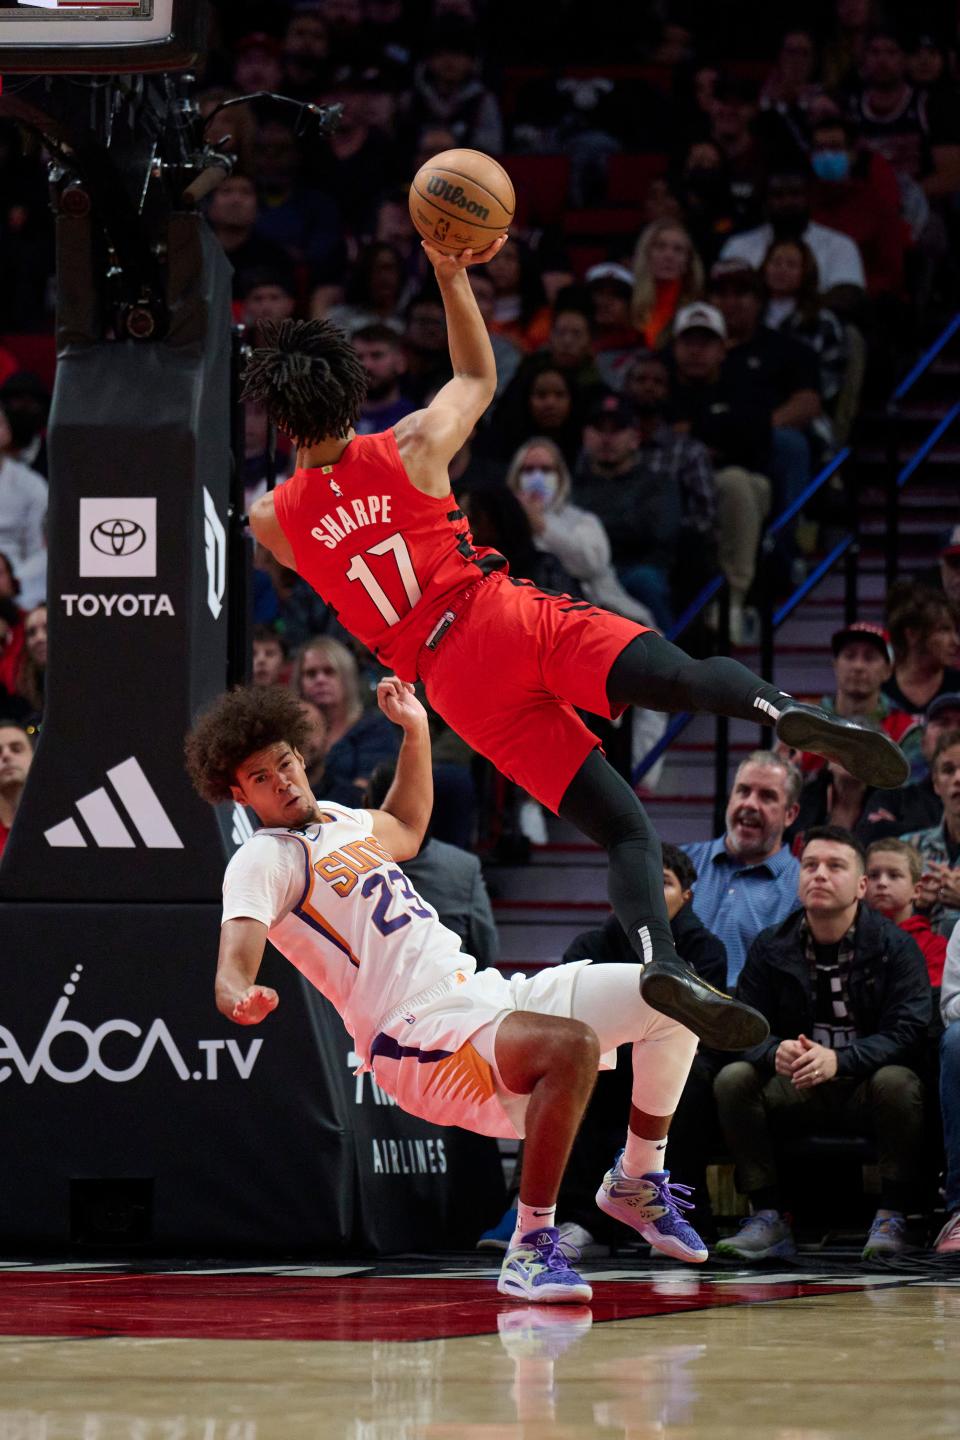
[280, 8, 332, 100]
[630, 219, 704, 351]
[585, 264, 642, 389]
[572, 392, 681, 626]
[293, 636, 399, 807]
[401, 289, 451, 405]
[714, 825, 931, 1263]
[761, 238, 849, 446]
[250, 118, 346, 296]
[0, 718, 34, 860]
[685, 750, 802, 986]
[809, 111, 907, 300]
[240, 268, 297, 339]
[466, 270, 521, 399]
[719, 166, 866, 316]
[404, 19, 503, 156]
[310, 75, 402, 237]
[822, 0, 872, 93]
[0, 372, 49, 476]
[326, 243, 408, 335]
[490, 363, 582, 467]
[538, 299, 602, 397]
[0, 406, 45, 573]
[251, 624, 288, 689]
[365, 759, 499, 970]
[859, 693, 960, 844]
[0, 596, 26, 723]
[759, 28, 825, 156]
[789, 621, 919, 779]
[668, 301, 772, 639]
[506, 438, 654, 624]
[352, 324, 416, 434]
[621, 350, 718, 598]
[786, 755, 878, 856]
[935, 921, 960, 1253]
[412, 123, 458, 176]
[464, 485, 577, 597]
[848, 25, 960, 201]
[555, 844, 728, 1254]
[865, 838, 946, 988]
[485, 238, 552, 354]
[884, 581, 960, 715]
[678, 139, 739, 268]
[902, 730, 960, 940]
[232, 32, 284, 95]
[709, 258, 821, 515]
[707, 75, 769, 233]
[918, 524, 960, 610]
[15, 601, 45, 720]
[206, 175, 294, 299]
[905, 30, 956, 101]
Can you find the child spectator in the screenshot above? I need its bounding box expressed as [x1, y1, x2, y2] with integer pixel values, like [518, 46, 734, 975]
[865, 838, 946, 988]
[251, 624, 288, 689]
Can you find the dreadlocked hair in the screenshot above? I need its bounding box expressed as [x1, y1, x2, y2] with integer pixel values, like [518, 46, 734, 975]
[240, 317, 370, 445]
[184, 684, 312, 805]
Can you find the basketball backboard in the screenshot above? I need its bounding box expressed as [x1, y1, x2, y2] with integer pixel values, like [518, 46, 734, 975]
[0, 0, 205, 72]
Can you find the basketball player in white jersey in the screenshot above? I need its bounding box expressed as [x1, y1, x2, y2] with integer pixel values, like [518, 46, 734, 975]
[186, 679, 747, 1302]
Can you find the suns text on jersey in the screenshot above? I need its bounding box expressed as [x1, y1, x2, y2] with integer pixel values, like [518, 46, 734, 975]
[311, 495, 393, 550]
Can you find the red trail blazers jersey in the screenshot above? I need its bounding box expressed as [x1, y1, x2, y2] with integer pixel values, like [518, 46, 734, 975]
[272, 430, 505, 680]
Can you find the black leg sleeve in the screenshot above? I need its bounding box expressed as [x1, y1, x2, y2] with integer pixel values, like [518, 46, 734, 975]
[559, 749, 675, 967]
[607, 632, 790, 724]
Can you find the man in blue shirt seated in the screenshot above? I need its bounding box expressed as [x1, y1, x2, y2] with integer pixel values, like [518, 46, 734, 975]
[685, 750, 803, 986]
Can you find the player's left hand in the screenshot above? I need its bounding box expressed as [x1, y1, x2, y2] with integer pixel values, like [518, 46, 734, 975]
[421, 234, 508, 277]
[377, 676, 428, 731]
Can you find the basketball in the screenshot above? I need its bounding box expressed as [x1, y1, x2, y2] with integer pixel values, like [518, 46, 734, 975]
[408, 148, 515, 255]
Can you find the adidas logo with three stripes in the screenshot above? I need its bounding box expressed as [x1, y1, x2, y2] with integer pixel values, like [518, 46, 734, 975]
[45, 757, 183, 850]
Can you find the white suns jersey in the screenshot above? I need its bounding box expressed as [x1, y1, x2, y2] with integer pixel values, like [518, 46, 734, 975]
[220, 801, 476, 1061]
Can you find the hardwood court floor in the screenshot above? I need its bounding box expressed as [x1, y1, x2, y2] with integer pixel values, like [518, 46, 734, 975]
[0, 1256, 958, 1439]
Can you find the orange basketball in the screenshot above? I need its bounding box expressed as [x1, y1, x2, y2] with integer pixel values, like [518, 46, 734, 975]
[409, 148, 515, 255]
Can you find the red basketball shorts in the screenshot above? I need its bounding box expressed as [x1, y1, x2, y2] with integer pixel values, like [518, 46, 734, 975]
[418, 571, 651, 814]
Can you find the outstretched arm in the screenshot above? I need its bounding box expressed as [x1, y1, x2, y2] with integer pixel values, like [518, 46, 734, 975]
[395, 236, 507, 496]
[369, 678, 433, 861]
[216, 917, 278, 1025]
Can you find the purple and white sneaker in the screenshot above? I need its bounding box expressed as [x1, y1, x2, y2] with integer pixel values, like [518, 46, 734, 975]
[596, 1153, 708, 1263]
[497, 1227, 594, 1304]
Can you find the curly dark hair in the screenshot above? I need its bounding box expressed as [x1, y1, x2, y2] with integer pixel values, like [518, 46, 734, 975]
[240, 317, 369, 445]
[184, 685, 311, 804]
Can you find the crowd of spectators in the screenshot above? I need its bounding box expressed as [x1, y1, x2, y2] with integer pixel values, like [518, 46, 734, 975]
[2, 1, 960, 1257]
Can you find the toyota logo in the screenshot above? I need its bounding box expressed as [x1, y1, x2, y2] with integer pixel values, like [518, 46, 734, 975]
[90, 519, 147, 558]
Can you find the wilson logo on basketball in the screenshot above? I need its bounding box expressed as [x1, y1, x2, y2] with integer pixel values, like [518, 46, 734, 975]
[425, 177, 490, 220]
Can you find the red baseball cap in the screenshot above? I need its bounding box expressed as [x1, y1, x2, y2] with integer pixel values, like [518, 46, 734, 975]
[830, 621, 894, 665]
[938, 523, 960, 558]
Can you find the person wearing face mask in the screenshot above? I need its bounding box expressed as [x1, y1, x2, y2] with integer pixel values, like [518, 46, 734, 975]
[809, 113, 906, 299]
[506, 438, 654, 626]
[718, 165, 866, 318]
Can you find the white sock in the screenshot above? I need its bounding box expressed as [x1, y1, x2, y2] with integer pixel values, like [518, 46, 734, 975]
[622, 1133, 668, 1178]
[514, 1200, 556, 1244]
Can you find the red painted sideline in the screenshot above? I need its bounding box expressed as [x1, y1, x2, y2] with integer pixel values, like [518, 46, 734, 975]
[0, 1272, 868, 1343]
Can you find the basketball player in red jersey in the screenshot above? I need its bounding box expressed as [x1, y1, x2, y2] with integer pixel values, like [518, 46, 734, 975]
[243, 234, 909, 1052]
